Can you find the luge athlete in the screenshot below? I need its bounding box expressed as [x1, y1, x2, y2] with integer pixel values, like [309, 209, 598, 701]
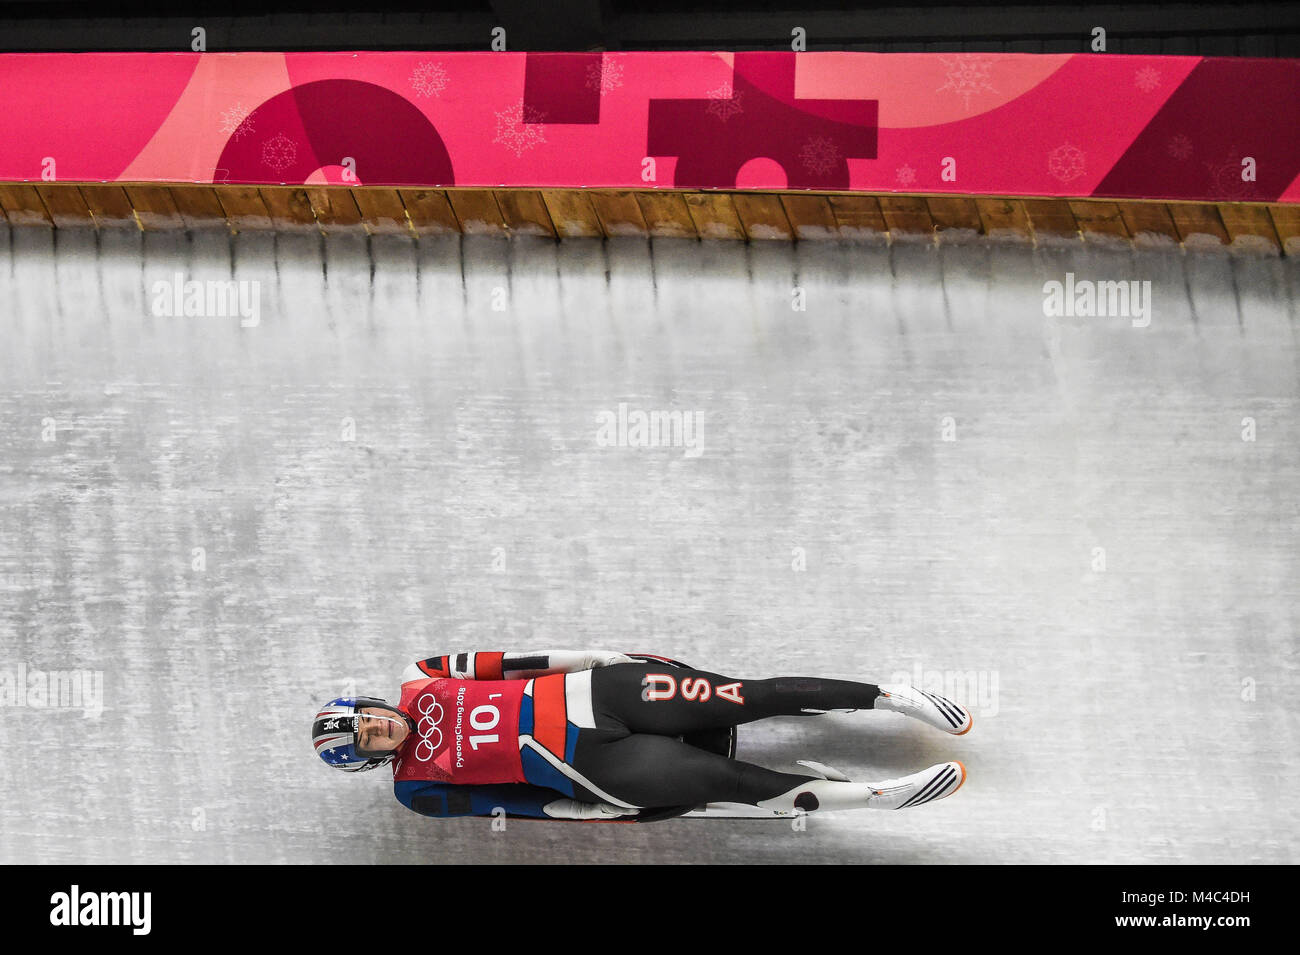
[312, 650, 972, 820]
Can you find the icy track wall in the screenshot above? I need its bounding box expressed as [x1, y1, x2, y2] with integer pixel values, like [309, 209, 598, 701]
[1, 51, 1299, 201]
[0, 225, 1296, 863]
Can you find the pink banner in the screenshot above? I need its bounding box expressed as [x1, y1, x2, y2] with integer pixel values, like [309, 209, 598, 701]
[0, 51, 1297, 202]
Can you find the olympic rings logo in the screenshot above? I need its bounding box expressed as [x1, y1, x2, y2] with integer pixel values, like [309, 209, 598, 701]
[414, 693, 445, 762]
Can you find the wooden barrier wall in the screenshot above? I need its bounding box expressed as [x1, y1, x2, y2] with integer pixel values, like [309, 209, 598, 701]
[1, 184, 1297, 255]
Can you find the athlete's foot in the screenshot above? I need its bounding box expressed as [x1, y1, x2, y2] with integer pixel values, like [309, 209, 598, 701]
[863, 761, 966, 810]
[875, 684, 973, 735]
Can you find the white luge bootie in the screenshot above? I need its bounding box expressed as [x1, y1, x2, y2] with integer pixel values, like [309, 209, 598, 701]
[875, 684, 973, 735]
[861, 761, 966, 810]
[757, 761, 967, 814]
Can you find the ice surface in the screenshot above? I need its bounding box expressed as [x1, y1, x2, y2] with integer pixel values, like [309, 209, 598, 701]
[0, 225, 1295, 863]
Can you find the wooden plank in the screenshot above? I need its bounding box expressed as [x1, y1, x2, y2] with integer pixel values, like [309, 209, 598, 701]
[1022, 198, 1080, 243]
[877, 195, 934, 238]
[215, 186, 273, 232]
[1118, 201, 1180, 247]
[23, 185, 1287, 256]
[1167, 203, 1229, 248]
[397, 189, 461, 234]
[0, 183, 53, 227]
[731, 192, 793, 240]
[974, 197, 1031, 241]
[1216, 203, 1280, 254]
[826, 194, 887, 237]
[122, 184, 184, 231]
[684, 192, 745, 240]
[305, 187, 364, 234]
[589, 190, 648, 237]
[258, 187, 320, 233]
[352, 188, 412, 236]
[79, 184, 137, 229]
[1068, 200, 1130, 245]
[634, 191, 697, 238]
[779, 194, 840, 239]
[494, 190, 556, 238]
[170, 186, 230, 231]
[925, 196, 983, 237]
[446, 189, 508, 235]
[540, 189, 603, 238]
[35, 184, 95, 229]
[1266, 204, 1300, 257]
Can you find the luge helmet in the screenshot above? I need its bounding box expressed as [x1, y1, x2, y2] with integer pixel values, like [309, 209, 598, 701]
[312, 696, 412, 772]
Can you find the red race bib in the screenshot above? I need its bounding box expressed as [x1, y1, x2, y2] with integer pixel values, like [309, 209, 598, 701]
[393, 678, 526, 785]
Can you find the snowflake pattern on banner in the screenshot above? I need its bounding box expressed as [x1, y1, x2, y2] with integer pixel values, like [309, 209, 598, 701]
[1134, 67, 1161, 93]
[800, 136, 841, 176]
[935, 56, 997, 112]
[1167, 134, 1193, 161]
[586, 58, 624, 94]
[705, 84, 744, 123]
[410, 61, 449, 98]
[493, 99, 548, 157]
[1047, 142, 1086, 183]
[1205, 148, 1256, 200]
[218, 102, 256, 142]
[895, 164, 917, 186]
[261, 133, 298, 172]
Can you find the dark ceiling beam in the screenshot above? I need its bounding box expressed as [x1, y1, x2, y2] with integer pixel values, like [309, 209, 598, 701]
[609, 4, 1300, 45]
[0, 3, 1297, 52]
[488, 0, 605, 50]
[0, 13, 496, 52]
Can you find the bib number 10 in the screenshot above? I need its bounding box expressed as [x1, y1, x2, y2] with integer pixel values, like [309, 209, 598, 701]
[469, 695, 502, 749]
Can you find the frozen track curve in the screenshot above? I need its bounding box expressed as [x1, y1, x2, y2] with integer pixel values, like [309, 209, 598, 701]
[0, 226, 1296, 863]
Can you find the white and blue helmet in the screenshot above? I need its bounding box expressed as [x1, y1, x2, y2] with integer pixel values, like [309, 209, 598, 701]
[312, 696, 410, 772]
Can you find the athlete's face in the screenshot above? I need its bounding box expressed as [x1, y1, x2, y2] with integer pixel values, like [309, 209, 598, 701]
[357, 707, 409, 753]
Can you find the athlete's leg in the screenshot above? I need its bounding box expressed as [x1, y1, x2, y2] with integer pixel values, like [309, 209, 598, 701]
[524, 671, 968, 814]
[592, 664, 973, 737]
[571, 731, 818, 808]
[569, 732, 967, 813]
[590, 663, 882, 736]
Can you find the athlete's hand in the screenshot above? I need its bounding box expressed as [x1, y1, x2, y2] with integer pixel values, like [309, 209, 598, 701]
[583, 651, 638, 669]
[542, 799, 638, 820]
